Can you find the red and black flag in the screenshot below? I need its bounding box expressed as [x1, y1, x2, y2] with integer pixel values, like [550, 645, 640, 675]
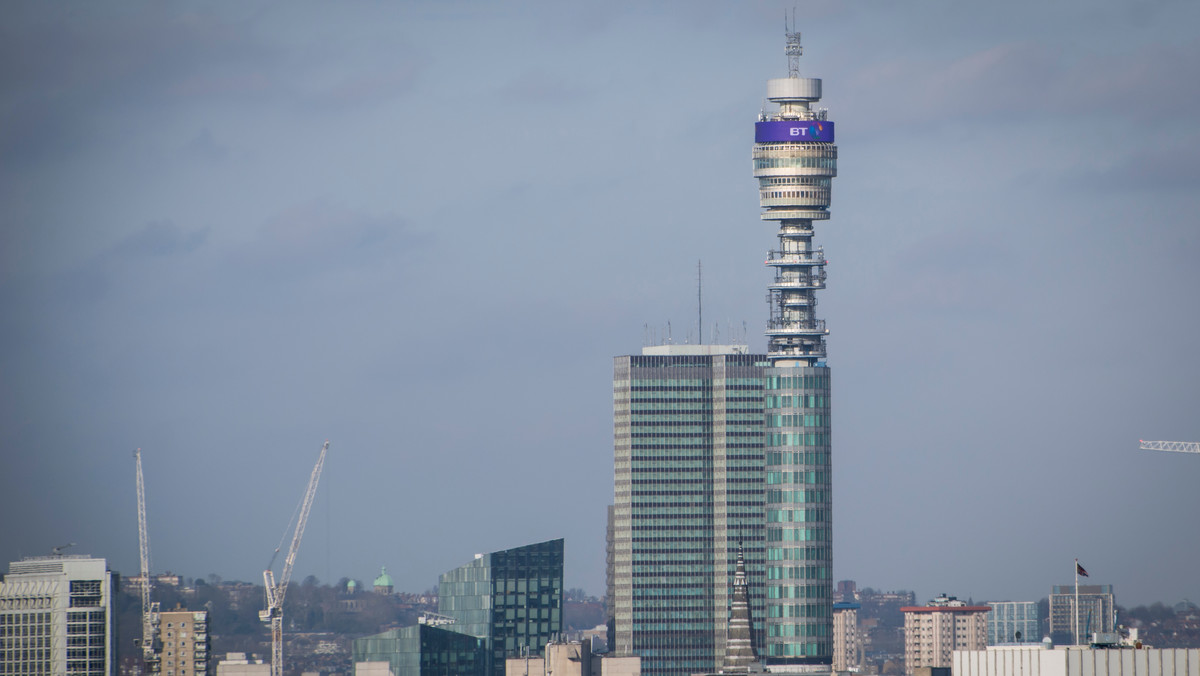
[1076, 560, 1089, 577]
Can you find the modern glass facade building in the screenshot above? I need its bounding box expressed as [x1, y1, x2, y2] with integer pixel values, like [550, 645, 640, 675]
[353, 624, 485, 676]
[1049, 585, 1114, 645]
[0, 556, 115, 676]
[610, 346, 767, 676]
[608, 25, 841, 676]
[754, 27, 837, 666]
[986, 601, 1040, 645]
[439, 539, 564, 676]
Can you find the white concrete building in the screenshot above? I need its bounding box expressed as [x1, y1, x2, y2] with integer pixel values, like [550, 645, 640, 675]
[0, 555, 115, 676]
[953, 647, 1200, 676]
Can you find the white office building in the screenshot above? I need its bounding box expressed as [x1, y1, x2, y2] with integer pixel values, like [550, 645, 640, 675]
[0, 555, 115, 676]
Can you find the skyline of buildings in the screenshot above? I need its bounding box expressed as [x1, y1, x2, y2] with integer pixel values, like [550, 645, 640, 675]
[353, 538, 565, 676]
[2, 10, 1197, 676]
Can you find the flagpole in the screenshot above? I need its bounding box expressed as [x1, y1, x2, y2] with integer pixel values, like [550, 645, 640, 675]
[1074, 558, 1080, 646]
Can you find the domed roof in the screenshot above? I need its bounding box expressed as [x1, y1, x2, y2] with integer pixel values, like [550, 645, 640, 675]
[373, 566, 394, 588]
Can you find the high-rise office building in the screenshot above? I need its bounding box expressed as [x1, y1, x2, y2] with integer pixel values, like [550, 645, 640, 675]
[0, 555, 116, 676]
[611, 345, 767, 676]
[754, 25, 837, 667]
[986, 602, 1039, 645]
[438, 538, 564, 676]
[1048, 585, 1115, 645]
[609, 26, 840, 676]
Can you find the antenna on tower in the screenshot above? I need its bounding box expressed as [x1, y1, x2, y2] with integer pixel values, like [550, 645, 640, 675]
[697, 260, 703, 345]
[785, 8, 803, 78]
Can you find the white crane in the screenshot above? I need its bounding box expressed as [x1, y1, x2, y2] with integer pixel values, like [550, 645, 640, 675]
[260, 441, 330, 676]
[1139, 440, 1200, 454]
[133, 448, 160, 672]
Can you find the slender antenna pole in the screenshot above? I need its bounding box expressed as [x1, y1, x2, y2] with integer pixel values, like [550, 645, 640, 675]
[698, 260, 703, 345]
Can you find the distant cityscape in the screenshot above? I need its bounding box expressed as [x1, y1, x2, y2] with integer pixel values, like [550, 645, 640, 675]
[2, 554, 1198, 676]
[2, 16, 1198, 676]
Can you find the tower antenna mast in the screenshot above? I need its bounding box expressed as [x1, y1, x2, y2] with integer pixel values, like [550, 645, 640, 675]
[785, 10, 803, 77]
[698, 260, 703, 345]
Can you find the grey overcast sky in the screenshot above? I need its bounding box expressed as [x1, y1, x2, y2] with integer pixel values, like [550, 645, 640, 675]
[2, 1, 1198, 607]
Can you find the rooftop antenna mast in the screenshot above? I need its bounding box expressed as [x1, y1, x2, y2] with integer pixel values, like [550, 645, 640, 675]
[785, 9, 803, 77]
[697, 260, 703, 345]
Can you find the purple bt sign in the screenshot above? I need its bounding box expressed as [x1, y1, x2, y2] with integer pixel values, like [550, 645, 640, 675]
[755, 120, 835, 143]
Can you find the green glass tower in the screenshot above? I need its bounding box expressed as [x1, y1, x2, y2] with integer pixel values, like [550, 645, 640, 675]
[352, 625, 485, 676]
[754, 26, 836, 664]
[438, 538, 564, 676]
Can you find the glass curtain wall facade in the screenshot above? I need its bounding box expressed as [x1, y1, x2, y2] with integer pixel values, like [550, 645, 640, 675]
[1049, 585, 1115, 645]
[611, 348, 767, 676]
[353, 625, 485, 676]
[763, 368, 832, 660]
[986, 602, 1039, 645]
[439, 539, 564, 676]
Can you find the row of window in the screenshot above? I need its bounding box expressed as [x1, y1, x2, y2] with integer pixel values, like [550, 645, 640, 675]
[766, 508, 829, 524]
[767, 546, 830, 561]
[766, 470, 830, 485]
[1, 637, 49, 648]
[0, 626, 47, 637]
[761, 189, 830, 201]
[768, 622, 829, 637]
[766, 565, 830, 580]
[766, 375, 829, 390]
[766, 432, 831, 447]
[766, 451, 829, 466]
[767, 527, 830, 543]
[766, 584, 829, 599]
[767, 413, 828, 427]
[0, 614, 49, 625]
[768, 602, 831, 618]
[766, 394, 827, 409]
[754, 156, 838, 171]
[760, 175, 832, 187]
[766, 489, 829, 504]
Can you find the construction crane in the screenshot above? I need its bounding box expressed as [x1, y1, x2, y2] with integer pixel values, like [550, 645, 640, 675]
[133, 448, 160, 673]
[1140, 440, 1200, 454]
[260, 441, 330, 676]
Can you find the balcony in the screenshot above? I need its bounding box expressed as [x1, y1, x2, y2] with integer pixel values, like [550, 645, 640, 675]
[768, 273, 826, 291]
[766, 250, 826, 267]
[765, 319, 828, 336]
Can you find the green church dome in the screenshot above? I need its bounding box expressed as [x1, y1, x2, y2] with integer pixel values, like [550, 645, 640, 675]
[373, 566, 393, 588]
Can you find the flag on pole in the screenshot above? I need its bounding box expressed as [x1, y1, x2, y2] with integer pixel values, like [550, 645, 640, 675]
[1076, 560, 1089, 577]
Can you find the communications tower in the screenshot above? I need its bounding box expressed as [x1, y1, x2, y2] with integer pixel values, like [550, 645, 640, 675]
[753, 23, 836, 667]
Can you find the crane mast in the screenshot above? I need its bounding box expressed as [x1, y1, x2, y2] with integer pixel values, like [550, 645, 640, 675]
[134, 449, 160, 672]
[1139, 440, 1200, 454]
[260, 441, 330, 676]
